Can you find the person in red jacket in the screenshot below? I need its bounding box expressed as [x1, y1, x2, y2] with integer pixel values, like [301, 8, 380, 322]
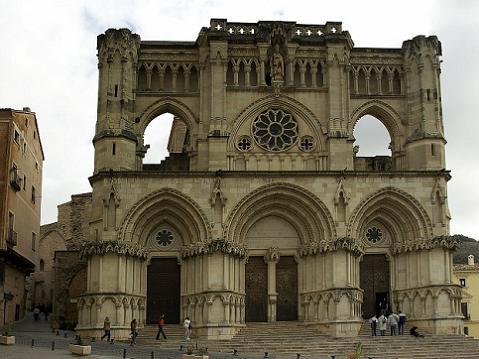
[156, 314, 167, 340]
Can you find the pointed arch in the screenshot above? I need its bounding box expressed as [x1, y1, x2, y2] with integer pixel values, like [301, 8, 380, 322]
[118, 188, 211, 247]
[136, 97, 198, 138]
[229, 94, 326, 152]
[347, 187, 433, 244]
[223, 183, 336, 244]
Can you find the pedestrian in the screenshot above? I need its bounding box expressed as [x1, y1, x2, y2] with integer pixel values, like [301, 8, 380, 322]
[156, 314, 167, 340]
[378, 313, 387, 336]
[130, 318, 138, 346]
[101, 317, 111, 342]
[410, 326, 424, 338]
[387, 312, 399, 336]
[379, 298, 388, 316]
[184, 316, 191, 340]
[369, 314, 378, 336]
[33, 306, 40, 321]
[398, 311, 407, 335]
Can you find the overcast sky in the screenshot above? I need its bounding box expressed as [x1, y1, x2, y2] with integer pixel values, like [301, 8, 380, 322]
[1, 0, 478, 240]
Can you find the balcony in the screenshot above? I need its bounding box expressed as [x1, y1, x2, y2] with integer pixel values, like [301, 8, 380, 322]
[7, 230, 17, 247]
[9, 167, 22, 191]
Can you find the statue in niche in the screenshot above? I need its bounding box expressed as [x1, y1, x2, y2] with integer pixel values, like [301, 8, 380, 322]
[270, 44, 284, 83]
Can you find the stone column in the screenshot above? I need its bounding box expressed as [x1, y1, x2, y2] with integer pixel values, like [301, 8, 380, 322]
[264, 248, 280, 322]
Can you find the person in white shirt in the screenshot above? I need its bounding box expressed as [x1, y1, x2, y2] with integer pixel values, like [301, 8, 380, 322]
[184, 317, 191, 340]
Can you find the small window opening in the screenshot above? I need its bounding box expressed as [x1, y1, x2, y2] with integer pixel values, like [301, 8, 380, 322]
[39, 259, 44, 272]
[112, 143, 116, 155]
[33, 131, 36, 139]
[14, 130, 20, 143]
[114, 85, 118, 97]
[31, 186, 36, 203]
[460, 278, 466, 287]
[23, 175, 26, 190]
[23, 142, 26, 152]
[32, 232, 36, 251]
[25, 117, 29, 127]
[431, 143, 436, 156]
[426, 89, 431, 101]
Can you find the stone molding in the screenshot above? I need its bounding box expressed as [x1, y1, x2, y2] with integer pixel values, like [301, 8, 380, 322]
[181, 239, 248, 259]
[97, 28, 141, 64]
[299, 237, 364, 257]
[79, 240, 148, 260]
[392, 235, 459, 255]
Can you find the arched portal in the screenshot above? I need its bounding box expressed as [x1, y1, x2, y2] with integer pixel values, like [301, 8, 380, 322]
[225, 183, 335, 323]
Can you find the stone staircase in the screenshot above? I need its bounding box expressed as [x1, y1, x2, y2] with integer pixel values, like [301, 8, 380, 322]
[136, 321, 479, 358]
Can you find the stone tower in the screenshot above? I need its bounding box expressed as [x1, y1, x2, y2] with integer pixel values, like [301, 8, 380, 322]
[77, 19, 462, 340]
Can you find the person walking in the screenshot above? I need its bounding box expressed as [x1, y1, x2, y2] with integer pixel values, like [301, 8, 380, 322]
[388, 312, 399, 336]
[101, 317, 111, 342]
[369, 314, 378, 336]
[183, 317, 191, 340]
[398, 311, 407, 335]
[379, 298, 388, 316]
[130, 319, 138, 346]
[378, 313, 387, 336]
[156, 314, 167, 340]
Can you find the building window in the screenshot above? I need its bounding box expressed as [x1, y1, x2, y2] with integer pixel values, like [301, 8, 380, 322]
[465, 327, 469, 335]
[461, 302, 469, 320]
[460, 278, 466, 287]
[23, 175, 26, 190]
[32, 232, 36, 251]
[14, 130, 20, 143]
[112, 143, 116, 155]
[23, 142, 26, 152]
[25, 117, 29, 127]
[31, 186, 36, 203]
[33, 131, 36, 139]
[39, 259, 45, 272]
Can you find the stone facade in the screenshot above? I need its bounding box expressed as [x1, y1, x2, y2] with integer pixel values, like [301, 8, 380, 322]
[0, 108, 44, 325]
[77, 19, 462, 339]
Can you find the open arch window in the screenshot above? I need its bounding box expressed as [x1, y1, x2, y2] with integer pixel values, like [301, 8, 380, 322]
[39, 259, 45, 272]
[353, 115, 392, 171]
[142, 113, 189, 171]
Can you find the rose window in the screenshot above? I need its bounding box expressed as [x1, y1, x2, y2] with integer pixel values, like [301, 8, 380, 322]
[156, 229, 174, 246]
[366, 227, 383, 244]
[299, 136, 315, 152]
[252, 109, 298, 152]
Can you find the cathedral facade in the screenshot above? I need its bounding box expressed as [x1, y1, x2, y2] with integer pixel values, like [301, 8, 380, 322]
[77, 19, 462, 339]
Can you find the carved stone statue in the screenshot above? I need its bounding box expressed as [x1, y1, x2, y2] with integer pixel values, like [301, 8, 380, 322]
[270, 44, 284, 83]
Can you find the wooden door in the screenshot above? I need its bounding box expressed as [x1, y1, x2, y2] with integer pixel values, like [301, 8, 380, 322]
[360, 254, 390, 318]
[276, 256, 298, 321]
[245, 256, 268, 322]
[147, 258, 180, 324]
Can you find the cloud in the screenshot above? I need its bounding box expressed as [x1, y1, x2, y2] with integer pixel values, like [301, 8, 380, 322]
[1, 0, 477, 239]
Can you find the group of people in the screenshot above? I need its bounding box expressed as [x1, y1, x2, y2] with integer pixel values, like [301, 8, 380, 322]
[369, 311, 407, 336]
[100, 314, 193, 346]
[369, 298, 424, 338]
[32, 304, 51, 321]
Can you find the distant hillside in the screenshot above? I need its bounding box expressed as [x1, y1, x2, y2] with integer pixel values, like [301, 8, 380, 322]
[452, 234, 479, 264]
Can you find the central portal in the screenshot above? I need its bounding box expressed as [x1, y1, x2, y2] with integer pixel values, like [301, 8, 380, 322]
[360, 254, 390, 318]
[147, 258, 180, 324]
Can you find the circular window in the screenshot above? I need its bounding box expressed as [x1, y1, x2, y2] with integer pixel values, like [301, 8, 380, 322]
[366, 227, 383, 244]
[299, 136, 315, 152]
[156, 229, 174, 247]
[252, 109, 298, 152]
[237, 136, 252, 152]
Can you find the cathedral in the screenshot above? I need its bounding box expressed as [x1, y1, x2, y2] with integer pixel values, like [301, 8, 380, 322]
[76, 19, 463, 339]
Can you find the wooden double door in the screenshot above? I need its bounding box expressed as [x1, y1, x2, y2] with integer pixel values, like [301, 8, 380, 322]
[245, 256, 298, 322]
[147, 258, 181, 324]
[360, 254, 390, 318]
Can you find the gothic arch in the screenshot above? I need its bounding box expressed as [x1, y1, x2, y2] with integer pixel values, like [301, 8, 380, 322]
[223, 183, 336, 244]
[135, 97, 199, 138]
[118, 188, 211, 247]
[347, 187, 433, 244]
[228, 94, 327, 151]
[349, 100, 404, 149]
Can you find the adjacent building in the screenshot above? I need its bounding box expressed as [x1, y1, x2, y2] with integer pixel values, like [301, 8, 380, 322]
[454, 255, 479, 337]
[0, 107, 44, 325]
